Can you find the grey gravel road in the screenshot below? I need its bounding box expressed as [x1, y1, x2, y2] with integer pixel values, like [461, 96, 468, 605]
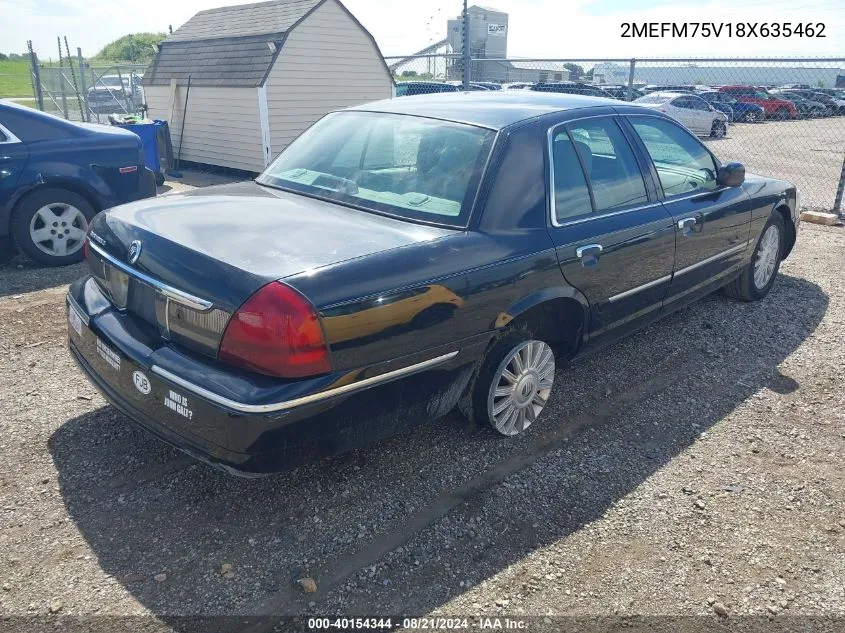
[0, 218, 842, 632]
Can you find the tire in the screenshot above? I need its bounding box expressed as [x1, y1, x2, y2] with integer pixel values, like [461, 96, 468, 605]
[154, 171, 165, 187]
[774, 108, 789, 121]
[471, 330, 556, 437]
[710, 120, 726, 139]
[742, 110, 760, 123]
[723, 213, 785, 302]
[11, 188, 96, 266]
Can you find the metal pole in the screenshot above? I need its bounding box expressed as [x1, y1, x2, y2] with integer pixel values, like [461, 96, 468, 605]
[76, 47, 89, 122]
[27, 42, 44, 111]
[115, 66, 132, 113]
[834, 153, 845, 218]
[65, 37, 84, 122]
[626, 59, 636, 101]
[57, 37, 68, 119]
[462, 0, 470, 89]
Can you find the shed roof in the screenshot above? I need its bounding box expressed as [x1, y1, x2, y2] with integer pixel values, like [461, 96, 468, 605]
[143, 36, 281, 87]
[143, 0, 390, 89]
[142, 0, 330, 88]
[167, 0, 322, 42]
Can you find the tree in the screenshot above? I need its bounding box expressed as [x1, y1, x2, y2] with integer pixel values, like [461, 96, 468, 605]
[563, 63, 584, 80]
[0, 53, 7, 61]
[94, 33, 166, 63]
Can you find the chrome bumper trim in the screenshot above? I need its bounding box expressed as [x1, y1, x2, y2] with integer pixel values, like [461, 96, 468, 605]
[88, 241, 214, 312]
[151, 351, 460, 414]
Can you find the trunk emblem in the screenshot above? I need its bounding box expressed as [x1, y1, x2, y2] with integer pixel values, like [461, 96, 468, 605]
[128, 240, 142, 264]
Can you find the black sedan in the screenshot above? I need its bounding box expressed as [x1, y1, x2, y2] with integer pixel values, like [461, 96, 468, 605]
[68, 92, 799, 476]
[0, 102, 156, 266]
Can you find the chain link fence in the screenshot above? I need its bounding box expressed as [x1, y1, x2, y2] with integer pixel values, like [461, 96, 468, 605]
[387, 56, 845, 215]
[26, 47, 146, 124]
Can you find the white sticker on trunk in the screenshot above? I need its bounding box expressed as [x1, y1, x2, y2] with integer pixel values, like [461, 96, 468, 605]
[68, 306, 82, 337]
[96, 338, 121, 371]
[133, 371, 151, 395]
[164, 390, 194, 420]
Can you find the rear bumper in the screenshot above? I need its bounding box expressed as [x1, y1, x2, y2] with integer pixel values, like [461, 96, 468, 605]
[67, 277, 483, 475]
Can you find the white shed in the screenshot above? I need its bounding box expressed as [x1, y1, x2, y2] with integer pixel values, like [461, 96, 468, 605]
[142, 0, 394, 172]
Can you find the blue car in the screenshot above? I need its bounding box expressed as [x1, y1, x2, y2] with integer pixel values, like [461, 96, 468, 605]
[0, 102, 156, 266]
[699, 91, 765, 123]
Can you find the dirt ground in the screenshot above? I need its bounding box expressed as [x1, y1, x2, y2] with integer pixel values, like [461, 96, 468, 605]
[0, 187, 843, 632]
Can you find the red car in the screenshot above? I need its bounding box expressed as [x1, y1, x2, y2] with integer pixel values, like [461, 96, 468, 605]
[717, 86, 798, 120]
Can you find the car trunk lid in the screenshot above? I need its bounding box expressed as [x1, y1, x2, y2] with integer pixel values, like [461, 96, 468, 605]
[86, 181, 452, 359]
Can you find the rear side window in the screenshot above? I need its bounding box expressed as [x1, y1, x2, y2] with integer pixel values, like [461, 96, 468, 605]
[565, 118, 649, 212]
[550, 131, 593, 222]
[0, 109, 74, 142]
[691, 97, 711, 111]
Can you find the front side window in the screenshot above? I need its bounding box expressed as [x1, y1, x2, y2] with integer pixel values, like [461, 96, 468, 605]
[257, 112, 496, 227]
[629, 117, 718, 198]
[565, 118, 649, 212]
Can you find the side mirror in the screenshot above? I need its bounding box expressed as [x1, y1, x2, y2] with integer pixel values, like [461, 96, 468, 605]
[717, 162, 745, 187]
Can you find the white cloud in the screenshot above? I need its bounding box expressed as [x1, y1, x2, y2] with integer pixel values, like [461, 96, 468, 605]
[3, 0, 842, 62]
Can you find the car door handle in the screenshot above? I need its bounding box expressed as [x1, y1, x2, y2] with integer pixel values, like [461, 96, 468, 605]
[677, 217, 697, 233]
[575, 243, 603, 267]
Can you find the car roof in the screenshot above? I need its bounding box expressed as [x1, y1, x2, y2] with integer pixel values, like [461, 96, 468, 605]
[347, 90, 623, 130]
[644, 92, 691, 99]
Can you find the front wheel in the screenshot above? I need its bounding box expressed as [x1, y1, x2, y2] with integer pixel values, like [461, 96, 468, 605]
[742, 110, 760, 123]
[472, 332, 556, 437]
[723, 213, 785, 302]
[710, 120, 726, 138]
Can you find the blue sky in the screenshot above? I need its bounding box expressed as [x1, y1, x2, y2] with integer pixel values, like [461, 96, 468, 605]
[4, 0, 843, 61]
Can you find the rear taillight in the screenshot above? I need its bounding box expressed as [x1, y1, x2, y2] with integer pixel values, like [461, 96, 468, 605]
[219, 282, 331, 379]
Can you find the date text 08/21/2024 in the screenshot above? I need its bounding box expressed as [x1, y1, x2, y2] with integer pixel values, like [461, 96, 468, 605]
[307, 617, 529, 629]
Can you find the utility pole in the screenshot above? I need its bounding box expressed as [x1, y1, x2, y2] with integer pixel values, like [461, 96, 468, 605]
[462, 0, 470, 89]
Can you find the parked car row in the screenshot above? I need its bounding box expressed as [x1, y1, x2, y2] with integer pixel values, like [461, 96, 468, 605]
[394, 80, 845, 122]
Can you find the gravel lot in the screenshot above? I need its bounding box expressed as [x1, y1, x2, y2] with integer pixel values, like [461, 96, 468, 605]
[703, 117, 845, 211]
[0, 172, 843, 632]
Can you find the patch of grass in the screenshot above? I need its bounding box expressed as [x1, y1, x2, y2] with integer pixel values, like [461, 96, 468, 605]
[0, 60, 33, 98]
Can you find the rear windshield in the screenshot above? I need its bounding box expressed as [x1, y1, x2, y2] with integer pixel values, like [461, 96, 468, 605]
[257, 112, 496, 228]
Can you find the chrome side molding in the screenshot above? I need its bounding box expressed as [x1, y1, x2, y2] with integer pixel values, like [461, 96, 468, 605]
[151, 350, 460, 414]
[674, 241, 750, 277]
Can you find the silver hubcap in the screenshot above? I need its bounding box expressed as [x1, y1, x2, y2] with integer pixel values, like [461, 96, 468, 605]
[488, 340, 555, 436]
[753, 224, 780, 290]
[29, 203, 87, 257]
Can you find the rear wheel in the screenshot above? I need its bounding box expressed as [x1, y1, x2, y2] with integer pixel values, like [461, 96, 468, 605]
[710, 120, 726, 138]
[723, 213, 784, 302]
[774, 108, 790, 120]
[742, 110, 760, 123]
[11, 188, 96, 266]
[472, 331, 556, 437]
